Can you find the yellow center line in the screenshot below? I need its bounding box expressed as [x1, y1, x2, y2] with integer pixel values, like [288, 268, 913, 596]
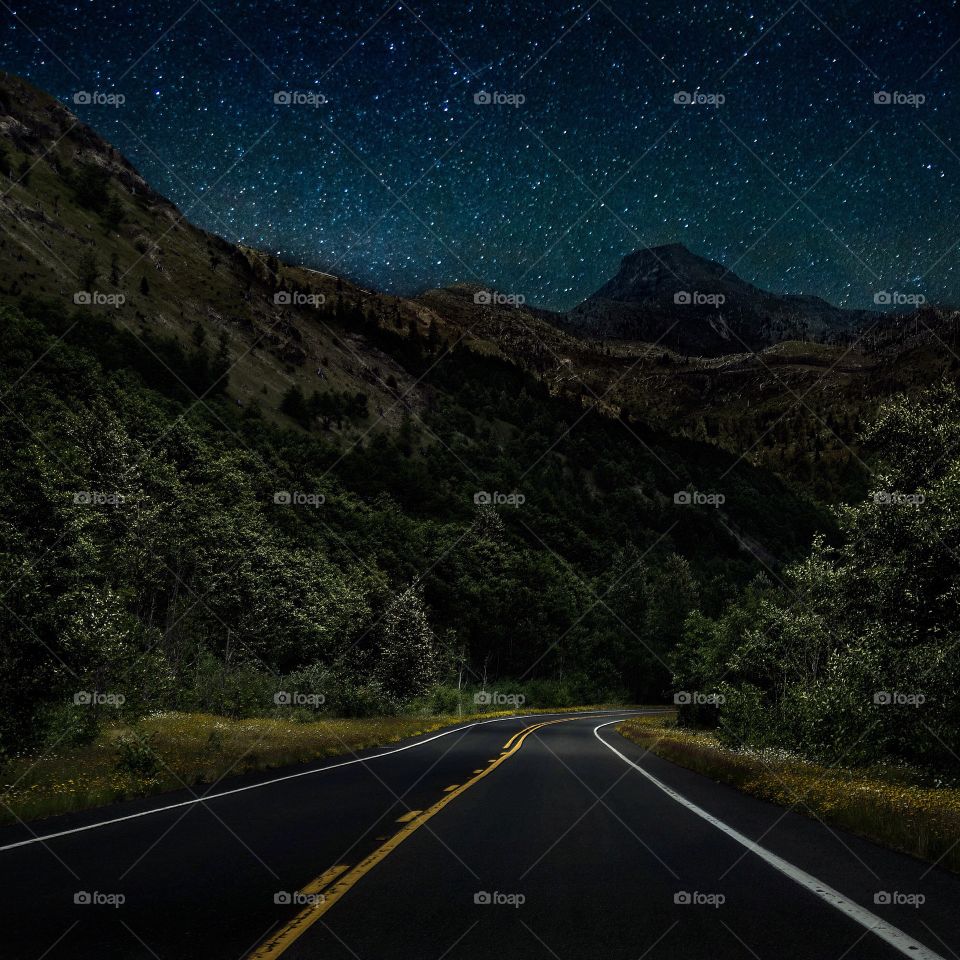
[245, 713, 598, 959]
[300, 864, 349, 897]
[395, 810, 422, 823]
[248, 864, 349, 955]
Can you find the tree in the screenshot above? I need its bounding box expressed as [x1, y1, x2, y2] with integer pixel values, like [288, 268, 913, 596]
[78, 250, 99, 291]
[70, 164, 109, 211]
[102, 193, 124, 230]
[679, 383, 960, 769]
[210, 332, 230, 394]
[280, 383, 309, 426]
[369, 586, 440, 703]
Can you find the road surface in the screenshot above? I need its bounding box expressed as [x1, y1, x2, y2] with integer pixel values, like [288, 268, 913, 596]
[1, 710, 958, 959]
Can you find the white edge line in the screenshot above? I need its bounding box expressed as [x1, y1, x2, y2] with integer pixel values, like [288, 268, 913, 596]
[0, 709, 652, 852]
[593, 719, 947, 960]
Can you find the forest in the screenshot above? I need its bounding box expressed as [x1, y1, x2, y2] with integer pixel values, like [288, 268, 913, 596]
[0, 292, 822, 758]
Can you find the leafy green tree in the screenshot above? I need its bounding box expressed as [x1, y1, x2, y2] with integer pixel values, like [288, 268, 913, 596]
[368, 586, 440, 703]
[678, 383, 960, 769]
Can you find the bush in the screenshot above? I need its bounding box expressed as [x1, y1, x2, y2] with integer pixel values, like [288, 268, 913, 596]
[114, 731, 161, 777]
[37, 702, 102, 749]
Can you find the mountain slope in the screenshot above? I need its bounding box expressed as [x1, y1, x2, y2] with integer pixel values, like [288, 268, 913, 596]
[3, 66, 959, 513]
[563, 243, 875, 356]
[0, 70, 432, 434]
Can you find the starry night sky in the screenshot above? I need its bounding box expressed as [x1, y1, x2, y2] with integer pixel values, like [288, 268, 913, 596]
[2, 0, 958, 310]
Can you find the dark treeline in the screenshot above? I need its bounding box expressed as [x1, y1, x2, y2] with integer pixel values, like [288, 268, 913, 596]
[675, 382, 960, 772]
[0, 295, 824, 756]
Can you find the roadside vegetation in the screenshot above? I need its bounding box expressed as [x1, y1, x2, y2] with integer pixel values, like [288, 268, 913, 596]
[672, 382, 960, 772]
[0, 296, 819, 772]
[619, 715, 960, 873]
[650, 383, 960, 869]
[2, 703, 620, 825]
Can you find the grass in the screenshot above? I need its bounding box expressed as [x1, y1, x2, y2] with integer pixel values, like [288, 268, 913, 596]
[0, 706, 619, 825]
[617, 716, 960, 874]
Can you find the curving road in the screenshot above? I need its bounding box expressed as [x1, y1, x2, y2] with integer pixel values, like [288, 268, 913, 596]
[1, 710, 958, 959]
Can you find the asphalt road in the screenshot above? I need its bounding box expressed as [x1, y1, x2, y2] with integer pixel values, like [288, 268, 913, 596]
[2, 710, 958, 959]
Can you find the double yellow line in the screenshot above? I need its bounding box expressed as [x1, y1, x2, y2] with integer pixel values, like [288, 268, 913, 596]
[247, 715, 585, 959]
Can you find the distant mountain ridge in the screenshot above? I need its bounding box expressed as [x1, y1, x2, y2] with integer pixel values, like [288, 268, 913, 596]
[562, 243, 876, 356]
[3, 68, 960, 506]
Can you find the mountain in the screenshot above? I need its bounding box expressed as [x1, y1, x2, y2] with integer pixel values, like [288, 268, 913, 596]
[563, 243, 875, 356]
[2, 67, 959, 511]
[4, 67, 960, 754]
[0, 69, 432, 434]
[414, 277, 960, 501]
